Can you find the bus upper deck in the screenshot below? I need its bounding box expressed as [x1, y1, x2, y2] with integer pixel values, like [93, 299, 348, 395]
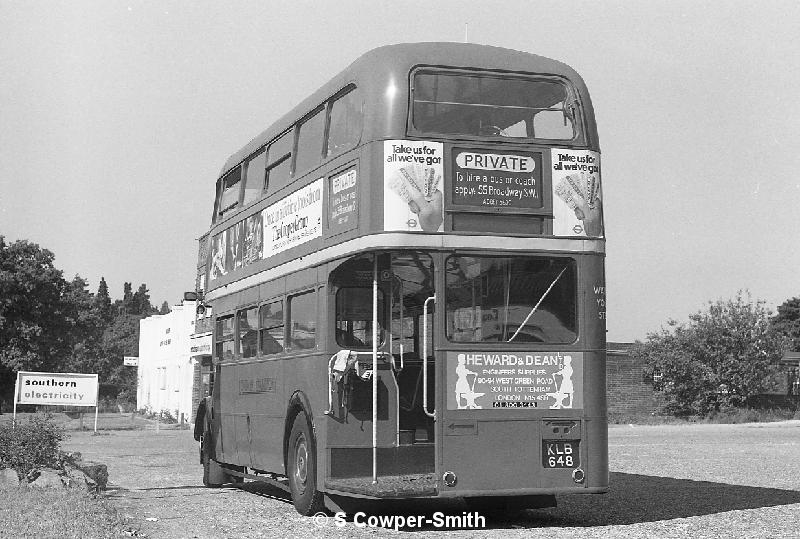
[204, 42, 601, 298]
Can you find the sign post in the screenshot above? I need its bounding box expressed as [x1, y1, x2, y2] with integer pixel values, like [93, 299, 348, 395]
[123, 356, 139, 367]
[14, 372, 100, 432]
[123, 356, 139, 424]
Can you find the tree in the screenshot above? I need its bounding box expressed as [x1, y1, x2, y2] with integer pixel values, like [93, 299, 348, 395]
[159, 301, 171, 315]
[0, 237, 70, 374]
[772, 296, 800, 351]
[122, 282, 133, 314]
[131, 283, 154, 316]
[634, 291, 785, 416]
[95, 277, 112, 323]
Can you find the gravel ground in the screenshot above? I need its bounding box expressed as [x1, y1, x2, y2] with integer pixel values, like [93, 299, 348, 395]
[61, 421, 800, 538]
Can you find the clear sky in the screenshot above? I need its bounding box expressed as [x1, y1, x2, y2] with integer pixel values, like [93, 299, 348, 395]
[1, 0, 798, 341]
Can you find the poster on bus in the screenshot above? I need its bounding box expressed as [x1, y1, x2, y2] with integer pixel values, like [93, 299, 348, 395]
[551, 149, 602, 237]
[446, 351, 583, 410]
[262, 178, 323, 256]
[384, 140, 444, 232]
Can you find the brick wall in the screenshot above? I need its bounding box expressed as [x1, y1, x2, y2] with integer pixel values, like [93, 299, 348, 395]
[606, 344, 663, 416]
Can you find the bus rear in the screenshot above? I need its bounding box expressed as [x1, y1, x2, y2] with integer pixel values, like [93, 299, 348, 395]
[322, 45, 607, 509]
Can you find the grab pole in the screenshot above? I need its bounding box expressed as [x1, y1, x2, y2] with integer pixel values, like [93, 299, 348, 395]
[372, 255, 379, 484]
[423, 295, 436, 419]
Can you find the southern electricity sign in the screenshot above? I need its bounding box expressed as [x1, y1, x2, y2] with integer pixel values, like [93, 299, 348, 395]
[15, 372, 99, 407]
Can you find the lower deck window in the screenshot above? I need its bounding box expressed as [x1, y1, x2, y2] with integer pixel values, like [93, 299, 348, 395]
[289, 290, 317, 350]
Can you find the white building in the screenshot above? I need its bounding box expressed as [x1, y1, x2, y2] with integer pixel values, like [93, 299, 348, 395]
[137, 302, 212, 423]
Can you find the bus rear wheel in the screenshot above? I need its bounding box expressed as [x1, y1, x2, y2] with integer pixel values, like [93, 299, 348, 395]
[202, 445, 227, 487]
[201, 429, 244, 487]
[288, 411, 324, 515]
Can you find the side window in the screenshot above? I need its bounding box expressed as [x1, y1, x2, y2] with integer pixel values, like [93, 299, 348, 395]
[294, 108, 325, 176]
[259, 300, 284, 355]
[237, 307, 258, 359]
[217, 166, 242, 218]
[215, 315, 235, 361]
[288, 290, 317, 350]
[326, 88, 362, 157]
[266, 131, 292, 194]
[242, 149, 266, 206]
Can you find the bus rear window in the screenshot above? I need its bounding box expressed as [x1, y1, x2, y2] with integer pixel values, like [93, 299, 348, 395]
[445, 256, 577, 343]
[412, 72, 577, 140]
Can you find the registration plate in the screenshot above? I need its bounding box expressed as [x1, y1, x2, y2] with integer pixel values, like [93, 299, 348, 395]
[542, 440, 579, 468]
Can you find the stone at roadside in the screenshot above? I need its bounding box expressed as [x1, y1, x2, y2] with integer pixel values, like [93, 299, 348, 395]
[27, 468, 63, 489]
[60, 451, 82, 465]
[63, 464, 100, 492]
[77, 462, 108, 491]
[0, 468, 19, 488]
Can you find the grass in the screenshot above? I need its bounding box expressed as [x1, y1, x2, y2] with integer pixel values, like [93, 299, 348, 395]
[0, 411, 188, 431]
[608, 407, 800, 425]
[0, 486, 134, 538]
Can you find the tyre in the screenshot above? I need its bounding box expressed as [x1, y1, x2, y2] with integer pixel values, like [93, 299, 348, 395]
[201, 432, 227, 487]
[287, 411, 324, 515]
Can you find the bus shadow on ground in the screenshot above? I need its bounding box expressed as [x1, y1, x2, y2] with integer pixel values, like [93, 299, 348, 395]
[308, 472, 800, 531]
[506, 472, 800, 529]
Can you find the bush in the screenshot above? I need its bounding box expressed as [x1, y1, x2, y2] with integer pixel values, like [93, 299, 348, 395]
[0, 413, 66, 476]
[634, 291, 785, 416]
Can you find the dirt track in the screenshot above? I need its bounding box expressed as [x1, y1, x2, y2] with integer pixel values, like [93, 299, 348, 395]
[61, 421, 800, 538]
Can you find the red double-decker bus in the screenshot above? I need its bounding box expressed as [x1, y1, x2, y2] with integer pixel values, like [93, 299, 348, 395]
[193, 42, 607, 516]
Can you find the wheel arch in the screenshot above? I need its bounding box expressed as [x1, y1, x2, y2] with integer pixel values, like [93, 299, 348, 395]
[283, 390, 316, 474]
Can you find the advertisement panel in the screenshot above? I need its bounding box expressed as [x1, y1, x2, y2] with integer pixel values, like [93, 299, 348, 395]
[384, 140, 444, 232]
[263, 178, 323, 256]
[328, 168, 358, 235]
[446, 351, 583, 410]
[210, 178, 323, 281]
[551, 149, 602, 237]
[452, 149, 542, 209]
[15, 372, 99, 407]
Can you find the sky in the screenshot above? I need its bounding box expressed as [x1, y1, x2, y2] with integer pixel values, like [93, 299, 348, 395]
[1, 0, 799, 342]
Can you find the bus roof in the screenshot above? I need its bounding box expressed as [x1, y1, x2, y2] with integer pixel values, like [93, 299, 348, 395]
[220, 42, 596, 176]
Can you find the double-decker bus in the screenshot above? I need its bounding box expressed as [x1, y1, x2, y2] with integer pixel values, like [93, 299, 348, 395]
[193, 42, 607, 516]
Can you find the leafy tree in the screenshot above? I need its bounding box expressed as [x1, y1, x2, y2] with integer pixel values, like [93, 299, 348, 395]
[61, 276, 105, 375]
[772, 296, 800, 351]
[159, 301, 171, 315]
[634, 291, 785, 416]
[100, 313, 142, 399]
[0, 236, 167, 405]
[0, 237, 69, 373]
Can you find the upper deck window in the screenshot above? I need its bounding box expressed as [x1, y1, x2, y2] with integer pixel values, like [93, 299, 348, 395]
[294, 107, 326, 176]
[242, 149, 266, 207]
[326, 87, 362, 157]
[412, 71, 578, 140]
[217, 166, 242, 218]
[266, 130, 292, 194]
